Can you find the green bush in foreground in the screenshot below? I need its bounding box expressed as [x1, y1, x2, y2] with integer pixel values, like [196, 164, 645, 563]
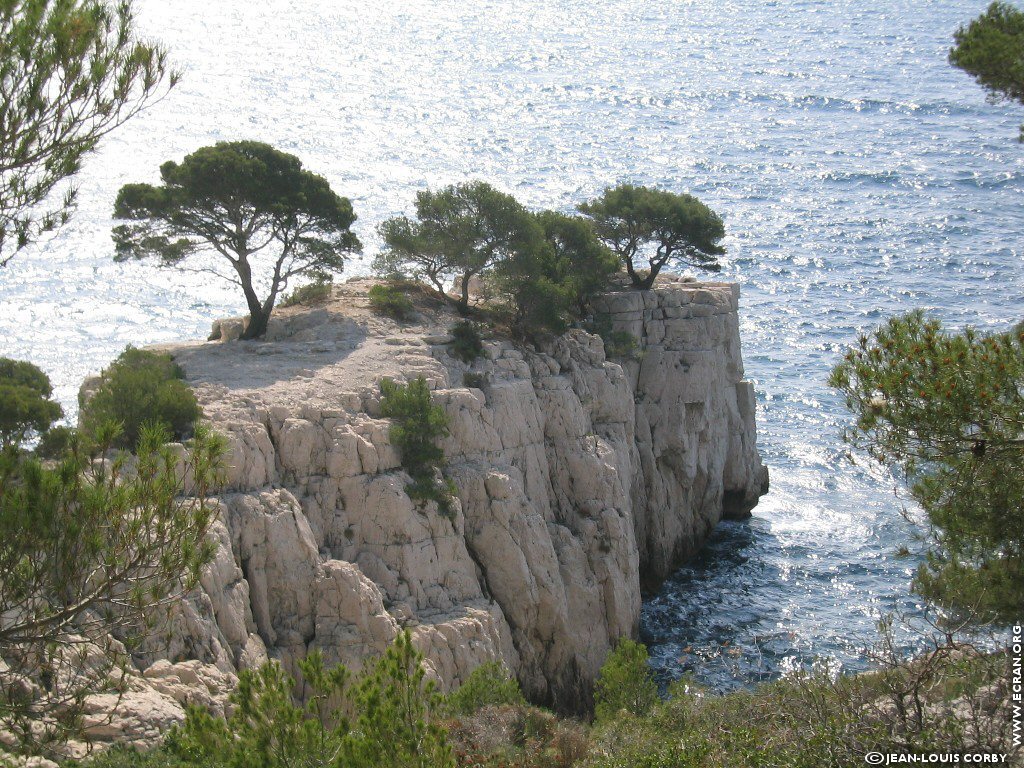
[379, 377, 454, 513]
[368, 283, 416, 321]
[593, 638, 658, 724]
[3, 423, 225, 758]
[170, 631, 450, 768]
[66, 746, 192, 768]
[69, 633, 1015, 768]
[33, 425, 76, 459]
[442, 662, 526, 717]
[950, 1, 1024, 140]
[79, 347, 201, 450]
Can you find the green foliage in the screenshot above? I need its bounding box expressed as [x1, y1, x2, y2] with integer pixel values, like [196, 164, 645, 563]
[950, 1, 1024, 140]
[169, 651, 350, 768]
[34, 425, 76, 460]
[66, 745, 193, 768]
[830, 312, 1024, 624]
[375, 186, 617, 338]
[587, 632, 1013, 768]
[79, 347, 201, 451]
[534, 211, 620, 315]
[449, 321, 484, 363]
[342, 630, 453, 768]
[442, 662, 525, 717]
[113, 141, 361, 339]
[0, 358, 63, 450]
[165, 631, 452, 768]
[586, 318, 640, 361]
[0, 423, 226, 757]
[492, 245, 573, 339]
[0, 0, 177, 267]
[593, 639, 659, 724]
[368, 283, 416, 322]
[578, 184, 725, 289]
[490, 211, 619, 339]
[280, 278, 334, 308]
[375, 181, 543, 314]
[379, 377, 454, 513]
[462, 372, 487, 390]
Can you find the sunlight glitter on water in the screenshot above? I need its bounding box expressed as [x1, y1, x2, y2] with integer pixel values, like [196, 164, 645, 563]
[1, 0, 1021, 690]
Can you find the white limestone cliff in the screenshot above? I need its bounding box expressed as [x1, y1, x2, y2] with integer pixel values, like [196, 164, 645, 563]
[74, 276, 767, 745]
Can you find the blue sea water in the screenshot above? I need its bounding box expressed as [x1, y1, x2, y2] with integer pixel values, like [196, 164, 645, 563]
[1, 0, 1021, 689]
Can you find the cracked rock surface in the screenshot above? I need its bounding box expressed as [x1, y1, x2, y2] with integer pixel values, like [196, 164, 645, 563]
[74, 276, 767, 745]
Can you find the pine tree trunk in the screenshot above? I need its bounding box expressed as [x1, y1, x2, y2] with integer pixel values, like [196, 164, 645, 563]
[237, 261, 270, 340]
[241, 307, 271, 339]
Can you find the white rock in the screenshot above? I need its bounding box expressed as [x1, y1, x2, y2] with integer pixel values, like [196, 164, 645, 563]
[67, 278, 767, 728]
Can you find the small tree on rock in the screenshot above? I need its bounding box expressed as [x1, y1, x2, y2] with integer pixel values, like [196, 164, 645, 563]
[78, 347, 201, 450]
[375, 181, 543, 314]
[578, 184, 725, 289]
[477, 210, 619, 338]
[113, 141, 361, 339]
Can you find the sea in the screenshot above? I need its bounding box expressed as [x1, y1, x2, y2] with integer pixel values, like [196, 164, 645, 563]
[2, 0, 1021, 691]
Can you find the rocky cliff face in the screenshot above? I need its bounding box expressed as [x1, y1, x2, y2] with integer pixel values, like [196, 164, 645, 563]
[590, 284, 768, 588]
[77, 277, 766, 744]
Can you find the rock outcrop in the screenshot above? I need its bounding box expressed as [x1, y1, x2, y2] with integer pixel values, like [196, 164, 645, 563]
[78, 276, 767, 740]
[590, 283, 769, 587]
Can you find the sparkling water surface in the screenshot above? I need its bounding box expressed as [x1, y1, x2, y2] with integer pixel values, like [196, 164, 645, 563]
[2, 0, 1021, 689]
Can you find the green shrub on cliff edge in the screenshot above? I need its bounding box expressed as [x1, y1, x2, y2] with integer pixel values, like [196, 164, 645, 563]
[379, 376, 455, 514]
[280, 277, 333, 307]
[449, 321, 483, 363]
[369, 283, 416, 322]
[79, 347, 201, 450]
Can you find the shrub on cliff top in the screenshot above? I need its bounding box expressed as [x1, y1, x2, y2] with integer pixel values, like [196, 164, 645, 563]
[79, 347, 201, 450]
[369, 283, 416, 322]
[375, 180, 543, 315]
[280, 277, 333, 308]
[534, 210, 620, 315]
